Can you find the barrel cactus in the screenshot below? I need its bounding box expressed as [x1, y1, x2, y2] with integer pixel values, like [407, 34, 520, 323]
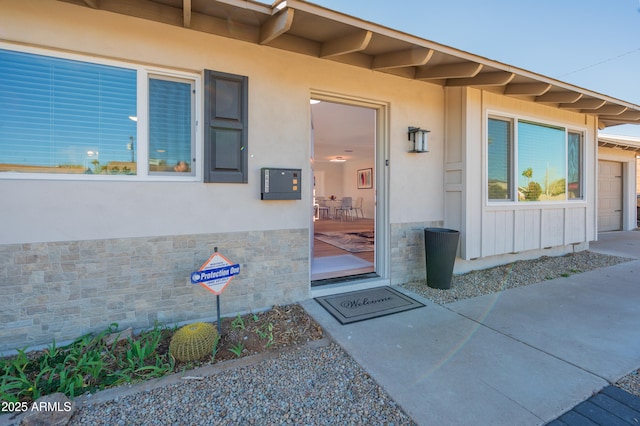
[169, 322, 219, 362]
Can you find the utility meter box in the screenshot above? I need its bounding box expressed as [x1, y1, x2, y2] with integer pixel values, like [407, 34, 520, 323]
[261, 168, 301, 200]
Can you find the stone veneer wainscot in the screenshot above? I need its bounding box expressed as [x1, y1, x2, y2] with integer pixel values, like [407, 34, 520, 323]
[0, 229, 308, 354]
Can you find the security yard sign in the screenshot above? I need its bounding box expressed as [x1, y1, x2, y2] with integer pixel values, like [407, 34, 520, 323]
[191, 252, 240, 295]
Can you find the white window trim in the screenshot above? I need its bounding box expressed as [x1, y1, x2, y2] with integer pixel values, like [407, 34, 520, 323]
[566, 129, 586, 201]
[486, 114, 515, 202]
[0, 42, 202, 182]
[485, 109, 588, 207]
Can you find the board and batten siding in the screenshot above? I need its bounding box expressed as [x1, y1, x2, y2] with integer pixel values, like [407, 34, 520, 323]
[445, 87, 596, 266]
[481, 206, 587, 256]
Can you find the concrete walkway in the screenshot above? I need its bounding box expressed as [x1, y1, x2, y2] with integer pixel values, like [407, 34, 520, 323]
[302, 231, 640, 425]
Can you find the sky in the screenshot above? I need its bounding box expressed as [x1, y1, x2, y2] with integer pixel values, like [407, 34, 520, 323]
[305, 0, 640, 138]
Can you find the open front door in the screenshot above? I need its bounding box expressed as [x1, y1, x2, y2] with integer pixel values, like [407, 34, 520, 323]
[310, 98, 379, 284]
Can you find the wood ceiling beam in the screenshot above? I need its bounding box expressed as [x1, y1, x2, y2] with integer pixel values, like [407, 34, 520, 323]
[503, 83, 552, 96]
[378, 67, 418, 79]
[415, 62, 482, 80]
[372, 48, 433, 70]
[599, 119, 640, 130]
[183, 0, 191, 28]
[559, 98, 607, 110]
[598, 110, 640, 121]
[586, 105, 627, 116]
[535, 91, 583, 103]
[320, 30, 372, 58]
[64, 0, 187, 30]
[260, 8, 295, 45]
[445, 71, 515, 87]
[598, 140, 640, 151]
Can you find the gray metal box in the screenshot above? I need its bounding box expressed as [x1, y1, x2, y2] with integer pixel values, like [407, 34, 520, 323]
[261, 168, 302, 200]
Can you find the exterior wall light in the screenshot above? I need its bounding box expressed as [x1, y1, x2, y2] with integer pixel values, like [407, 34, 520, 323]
[408, 126, 429, 153]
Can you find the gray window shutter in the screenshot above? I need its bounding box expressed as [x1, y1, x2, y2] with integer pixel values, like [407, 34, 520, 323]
[204, 70, 248, 183]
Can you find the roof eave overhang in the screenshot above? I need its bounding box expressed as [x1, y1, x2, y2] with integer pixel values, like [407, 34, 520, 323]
[598, 135, 640, 153]
[57, 0, 640, 129]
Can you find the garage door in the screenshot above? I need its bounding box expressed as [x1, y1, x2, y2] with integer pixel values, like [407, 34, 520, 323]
[598, 160, 622, 232]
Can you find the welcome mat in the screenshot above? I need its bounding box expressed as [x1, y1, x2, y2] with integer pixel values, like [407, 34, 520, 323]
[314, 231, 374, 253]
[315, 287, 425, 325]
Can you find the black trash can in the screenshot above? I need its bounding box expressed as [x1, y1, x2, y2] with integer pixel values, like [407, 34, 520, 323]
[424, 228, 460, 289]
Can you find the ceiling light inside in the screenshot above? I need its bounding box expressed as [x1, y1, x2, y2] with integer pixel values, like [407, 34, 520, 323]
[330, 156, 346, 162]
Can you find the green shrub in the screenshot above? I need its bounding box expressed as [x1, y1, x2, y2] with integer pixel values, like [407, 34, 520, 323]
[524, 181, 542, 201]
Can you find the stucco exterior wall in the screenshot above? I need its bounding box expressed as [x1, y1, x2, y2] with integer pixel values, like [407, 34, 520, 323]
[0, 0, 613, 352]
[0, 0, 445, 246]
[0, 0, 447, 350]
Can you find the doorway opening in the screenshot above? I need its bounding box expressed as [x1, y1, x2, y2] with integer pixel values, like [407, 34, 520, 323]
[310, 98, 377, 284]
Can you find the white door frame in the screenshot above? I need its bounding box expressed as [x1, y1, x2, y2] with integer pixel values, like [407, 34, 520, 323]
[309, 91, 390, 296]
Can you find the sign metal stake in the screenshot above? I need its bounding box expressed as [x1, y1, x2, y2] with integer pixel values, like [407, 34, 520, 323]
[214, 247, 221, 336]
[216, 294, 221, 336]
[190, 245, 239, 339]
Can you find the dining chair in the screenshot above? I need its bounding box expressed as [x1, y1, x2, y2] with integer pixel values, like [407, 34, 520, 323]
[353, 197, 364, 219]
[317, 197, 329, 219]
[335, 196, 353, 221]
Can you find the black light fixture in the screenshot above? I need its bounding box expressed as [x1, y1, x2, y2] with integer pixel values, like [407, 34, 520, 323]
[408, 126, 429, 153]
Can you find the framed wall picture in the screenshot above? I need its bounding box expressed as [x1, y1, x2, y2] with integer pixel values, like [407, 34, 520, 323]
[357, 168, 373, 189]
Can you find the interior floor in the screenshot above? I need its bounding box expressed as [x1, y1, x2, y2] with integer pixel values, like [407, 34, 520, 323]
[312, 218, 375, 281]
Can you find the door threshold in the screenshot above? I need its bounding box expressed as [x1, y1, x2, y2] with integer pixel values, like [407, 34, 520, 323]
[311, 272, 378, 287]
[310, 275, 390, 298]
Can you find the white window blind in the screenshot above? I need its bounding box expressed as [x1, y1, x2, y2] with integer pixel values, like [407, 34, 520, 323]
[517, 121, 566, 201]
[0, 48, 137, 174]
[488, 118, 512, 200]
[148, 77, 194, 174]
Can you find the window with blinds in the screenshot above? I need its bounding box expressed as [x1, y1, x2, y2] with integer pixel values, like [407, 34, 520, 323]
[567, 132, 583, 200]
[487, 115, 584, 202]
[0, 47, 198, 179]
[517, 121, 566, 201]
[488, 117, 512, 200]
[149, 76, 194, 175]
[0, 48, 137, 175]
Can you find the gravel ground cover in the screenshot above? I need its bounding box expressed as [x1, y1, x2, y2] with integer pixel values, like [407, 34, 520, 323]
[68, 341, 416, 426]
[9, 250, 636, 425]
[617, 370, 640, 398]
[402, 250, 632, 305]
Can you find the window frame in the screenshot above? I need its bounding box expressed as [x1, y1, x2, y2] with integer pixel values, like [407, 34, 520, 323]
[486, 111, 586, 205]
[146, 74, 197, 178]
[487, 115, 515, 202]
[0, 43, 202, 182]
[566, 130, 584, 200]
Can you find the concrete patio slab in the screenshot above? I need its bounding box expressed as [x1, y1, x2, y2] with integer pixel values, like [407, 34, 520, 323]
[590, 231, 640, 259]
[303, 296, 607, 425]
[303, 231, 640, 425]
[447, 260, 640, 382]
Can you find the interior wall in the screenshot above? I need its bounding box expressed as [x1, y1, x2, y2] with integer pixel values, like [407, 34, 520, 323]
[314, 163, 344, 199]
[343, 159, 375, 218]
[313, 160, 376, 218]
